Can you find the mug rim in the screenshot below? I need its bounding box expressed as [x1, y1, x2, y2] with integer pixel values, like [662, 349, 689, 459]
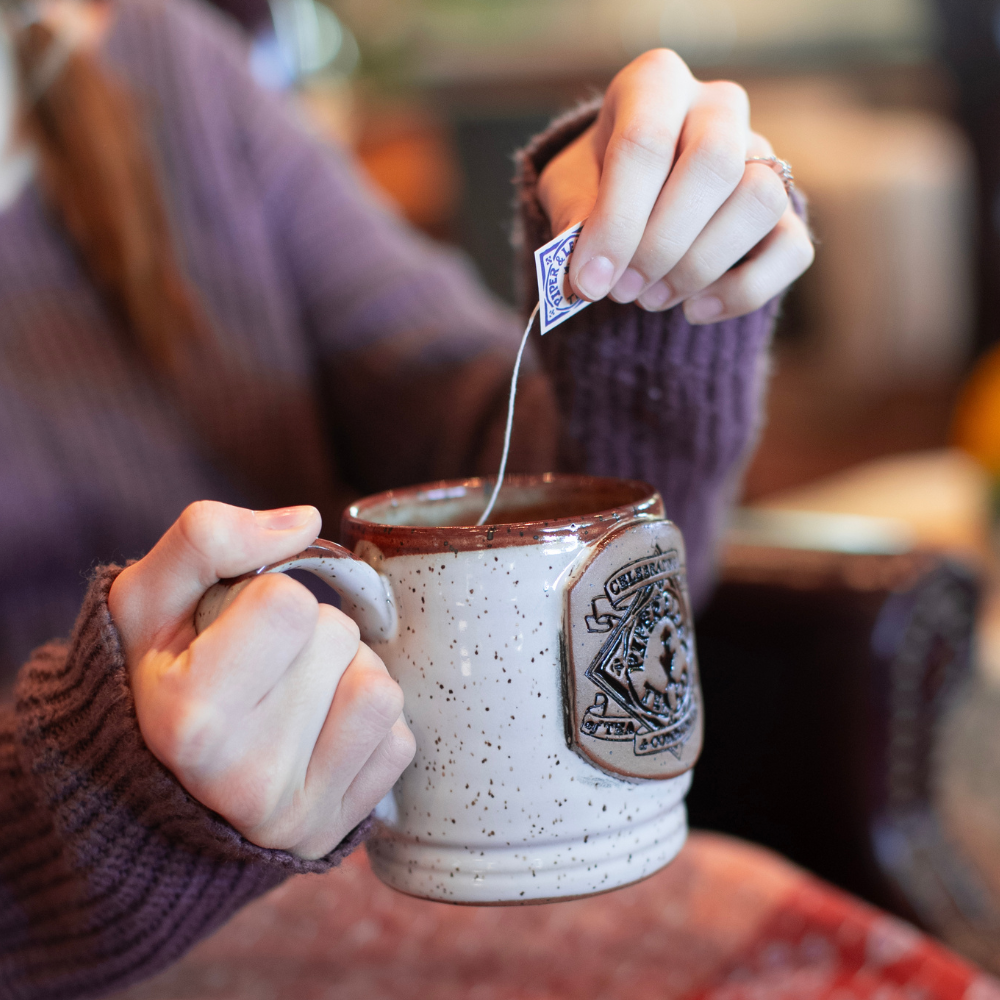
[341, 473, 664, 556]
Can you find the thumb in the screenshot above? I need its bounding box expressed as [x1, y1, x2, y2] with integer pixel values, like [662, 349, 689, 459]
[545, 193, 595, 248]
[109, 501, 321, 656]
[535, 129, 601, 247]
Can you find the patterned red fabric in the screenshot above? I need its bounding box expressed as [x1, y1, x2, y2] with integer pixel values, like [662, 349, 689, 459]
[693, 880, 991, 1000]
[112, 832, 997, 1000]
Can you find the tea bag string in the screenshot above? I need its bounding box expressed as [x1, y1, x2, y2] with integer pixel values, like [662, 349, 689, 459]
[477, 301, 541, 526]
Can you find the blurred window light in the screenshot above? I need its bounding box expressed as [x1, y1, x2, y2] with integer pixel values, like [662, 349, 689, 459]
[727, 508, 916, 556]
[621, 0, 739, 64]
[379, 0, 933, 85]
[620, 0, 931, 65]
[250, 0, 359, 90]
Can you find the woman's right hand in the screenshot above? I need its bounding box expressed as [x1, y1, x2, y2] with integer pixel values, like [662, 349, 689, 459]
[107, 501, 415, 861]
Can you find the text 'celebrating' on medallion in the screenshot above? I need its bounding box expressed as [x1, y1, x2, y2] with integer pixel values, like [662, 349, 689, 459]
[564, 520, 703, 780]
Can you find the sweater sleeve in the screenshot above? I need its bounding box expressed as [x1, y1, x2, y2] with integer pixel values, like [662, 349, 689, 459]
[127, 0, 557, 495]
[145, 2, 782, 602]
[514, 101, 780, 607]
[0, 565, 369, 1000]
[241, 64, 780, 601]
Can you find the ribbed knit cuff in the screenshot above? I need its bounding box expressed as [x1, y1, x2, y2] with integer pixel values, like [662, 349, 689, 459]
[1, 566, 369, 999]
[14, 564, 369, 871]
[511, 99, 786, 607]
[535, 295, 777, 607]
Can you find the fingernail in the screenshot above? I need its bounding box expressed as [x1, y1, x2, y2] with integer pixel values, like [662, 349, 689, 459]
[638, 280, 673, 311]
[685, 296, 724, 324]
[575, 256, 615, 301]
[253, 505, 316, 531]
[609, 267, 646, 304]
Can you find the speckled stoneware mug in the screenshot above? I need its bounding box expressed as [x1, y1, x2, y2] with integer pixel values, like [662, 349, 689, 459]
[195, 474, 703, 904]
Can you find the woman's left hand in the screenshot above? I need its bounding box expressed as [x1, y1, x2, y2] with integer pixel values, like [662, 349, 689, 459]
[536, 49, 814, 324]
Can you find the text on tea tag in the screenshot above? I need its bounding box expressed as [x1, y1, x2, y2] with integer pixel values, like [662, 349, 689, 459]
[534, 222, 591, 334]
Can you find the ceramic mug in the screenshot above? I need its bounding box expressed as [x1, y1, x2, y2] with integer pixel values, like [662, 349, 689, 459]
[196, 474, 703, 904]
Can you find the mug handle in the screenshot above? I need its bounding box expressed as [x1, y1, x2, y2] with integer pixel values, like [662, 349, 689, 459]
[194, 538, 397, 644]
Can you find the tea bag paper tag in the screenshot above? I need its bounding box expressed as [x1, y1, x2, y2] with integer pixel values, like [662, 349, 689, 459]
[534, 222, 590, 334]
[479, 221, 589, 526]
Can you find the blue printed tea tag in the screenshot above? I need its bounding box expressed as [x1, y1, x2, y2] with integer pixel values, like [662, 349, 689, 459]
[479, 221, 591, 524]
[534, 222, 591, 335]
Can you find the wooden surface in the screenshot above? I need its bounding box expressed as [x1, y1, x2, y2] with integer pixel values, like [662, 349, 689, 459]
[112, 832, 995, 1000]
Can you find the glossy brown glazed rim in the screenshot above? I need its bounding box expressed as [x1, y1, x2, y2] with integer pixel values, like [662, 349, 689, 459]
[341, 473, 664, 556]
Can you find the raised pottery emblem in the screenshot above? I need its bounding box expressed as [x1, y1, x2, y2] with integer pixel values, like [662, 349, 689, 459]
[564, 519, 703, 780]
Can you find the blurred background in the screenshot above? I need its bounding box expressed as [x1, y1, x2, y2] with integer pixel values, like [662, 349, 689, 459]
[219, 0, 981, 494]
[214, 0, 1000, 974]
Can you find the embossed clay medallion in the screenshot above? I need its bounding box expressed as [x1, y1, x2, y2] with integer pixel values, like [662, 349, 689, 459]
[564, 519, 703, 780]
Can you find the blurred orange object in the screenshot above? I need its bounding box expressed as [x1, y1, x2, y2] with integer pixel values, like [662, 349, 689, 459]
[294, 88, 462, 237]
[356, 108, 462, 235]
[954, 344, 1000, 475]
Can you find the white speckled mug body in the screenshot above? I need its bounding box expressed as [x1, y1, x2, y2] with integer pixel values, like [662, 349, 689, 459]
[342, 475, 698, 905]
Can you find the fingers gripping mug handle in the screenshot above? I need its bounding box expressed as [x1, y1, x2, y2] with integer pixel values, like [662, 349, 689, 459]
[194, 538, 398, 644]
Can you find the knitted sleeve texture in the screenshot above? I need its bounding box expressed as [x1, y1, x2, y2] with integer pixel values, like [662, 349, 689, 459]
[515, 100, 781, 606]
[0, 566, 368, 1000]
[0, 17, 789, 1000]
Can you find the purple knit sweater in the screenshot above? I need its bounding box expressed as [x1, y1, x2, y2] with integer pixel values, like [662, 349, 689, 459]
[0, 1, 779, 996]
